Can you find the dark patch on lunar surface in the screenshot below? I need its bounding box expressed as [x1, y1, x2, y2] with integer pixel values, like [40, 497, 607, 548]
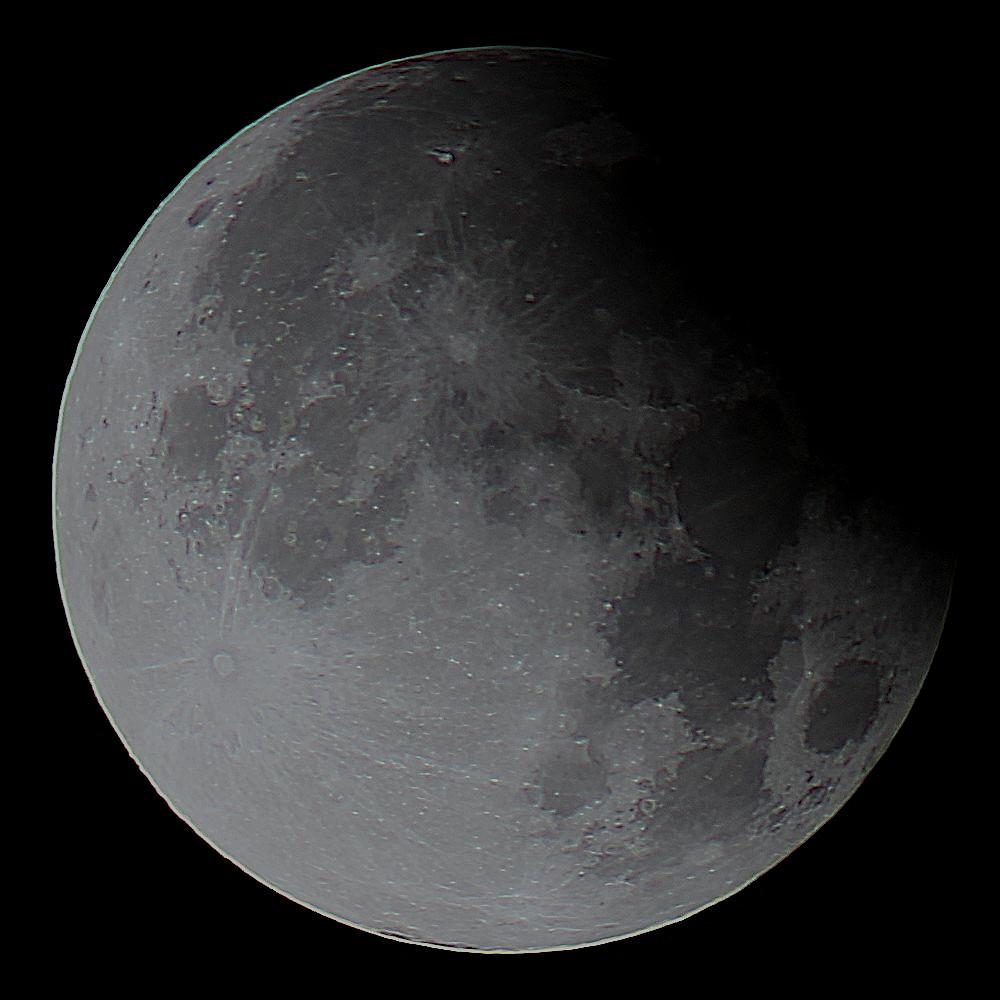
[55, 48, 953, 951]
[805, 659, 881, 754]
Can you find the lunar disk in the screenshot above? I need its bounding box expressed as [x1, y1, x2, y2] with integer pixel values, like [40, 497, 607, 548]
[54, 48, 953, 951]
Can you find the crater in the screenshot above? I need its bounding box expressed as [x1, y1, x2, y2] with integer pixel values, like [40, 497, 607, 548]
[211, 651, 238, 678]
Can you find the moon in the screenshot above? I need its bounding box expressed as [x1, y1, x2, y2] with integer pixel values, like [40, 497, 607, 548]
[53, 47, 953, 951]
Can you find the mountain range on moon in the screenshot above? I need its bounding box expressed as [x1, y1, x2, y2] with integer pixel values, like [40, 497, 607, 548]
[53, 47, 954, 951]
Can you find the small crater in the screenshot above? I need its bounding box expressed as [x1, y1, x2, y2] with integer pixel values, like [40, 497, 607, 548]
[211, 651, 238, 678]
[187, 199, 215, 227]
[445, 329, 478, 365]
[479, 420, 512, 451]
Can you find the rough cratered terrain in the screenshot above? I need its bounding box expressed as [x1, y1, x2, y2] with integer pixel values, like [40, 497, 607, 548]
[54, 48, 953, 950]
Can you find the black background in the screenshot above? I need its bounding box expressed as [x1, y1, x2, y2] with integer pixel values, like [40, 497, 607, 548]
[34, 13, 969, 978]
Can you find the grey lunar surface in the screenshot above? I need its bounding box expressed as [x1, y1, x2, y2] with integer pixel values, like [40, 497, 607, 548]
[54, 49, 953, 950]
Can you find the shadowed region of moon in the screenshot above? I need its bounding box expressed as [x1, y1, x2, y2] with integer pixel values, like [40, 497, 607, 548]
[54, 47, 953, 951]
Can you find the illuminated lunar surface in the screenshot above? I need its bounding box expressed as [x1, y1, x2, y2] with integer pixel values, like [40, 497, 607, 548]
[54, 48, 953, 951]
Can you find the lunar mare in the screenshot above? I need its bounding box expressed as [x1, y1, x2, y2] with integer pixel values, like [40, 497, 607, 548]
[54, 48, 952, 951]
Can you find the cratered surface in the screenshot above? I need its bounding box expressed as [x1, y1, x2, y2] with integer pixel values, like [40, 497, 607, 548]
[54, 47, 953, 951]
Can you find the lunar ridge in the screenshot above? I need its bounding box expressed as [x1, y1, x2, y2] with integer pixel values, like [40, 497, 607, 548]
[54, 47, 953, 951]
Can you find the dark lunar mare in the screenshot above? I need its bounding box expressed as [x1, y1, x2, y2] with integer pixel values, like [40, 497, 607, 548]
[54, 48, 953, 951]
